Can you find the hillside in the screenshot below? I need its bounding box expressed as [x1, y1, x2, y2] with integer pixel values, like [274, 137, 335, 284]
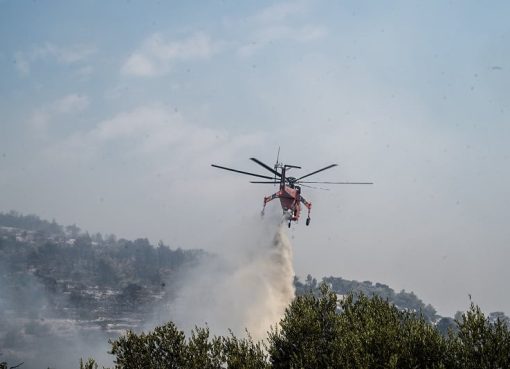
[0, 211, 204, 329]
[2, 211, 508, 325]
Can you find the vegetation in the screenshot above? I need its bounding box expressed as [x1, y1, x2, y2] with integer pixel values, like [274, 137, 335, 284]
[78, 284, 510, 369]
[2, 211, 510, 367]
[108, 323, 268, 369]
[0, 211, 204, 320]
[450, 302, 510, 369]
[0, 211, 203, 289]
[295, 274, 438, 323]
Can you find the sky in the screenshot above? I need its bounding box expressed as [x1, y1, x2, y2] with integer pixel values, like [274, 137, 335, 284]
[0, 0, 509, 317]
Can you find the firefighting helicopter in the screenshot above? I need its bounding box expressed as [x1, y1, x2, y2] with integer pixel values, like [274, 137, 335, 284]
[211, 151, 372, 227]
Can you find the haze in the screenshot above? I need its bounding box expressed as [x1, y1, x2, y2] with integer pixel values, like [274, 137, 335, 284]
[1, 1, 509, 317]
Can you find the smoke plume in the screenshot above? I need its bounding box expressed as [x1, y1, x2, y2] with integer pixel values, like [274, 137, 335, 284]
[163, 211, 295, 340]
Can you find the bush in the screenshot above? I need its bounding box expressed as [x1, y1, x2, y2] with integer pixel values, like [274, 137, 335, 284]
[108, 322, 267, 369]
[448, 302, 510, 368]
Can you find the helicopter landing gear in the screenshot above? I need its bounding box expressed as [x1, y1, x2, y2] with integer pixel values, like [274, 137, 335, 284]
[261, 199, 269, 217]
[306, 217, 311, 226]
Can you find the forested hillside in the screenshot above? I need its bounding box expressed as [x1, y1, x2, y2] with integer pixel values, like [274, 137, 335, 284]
[0, 211, 203, 324]
[2, 210, 508, 331]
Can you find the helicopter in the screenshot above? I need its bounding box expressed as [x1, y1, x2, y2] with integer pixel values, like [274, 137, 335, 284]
[211, 151, 372, 227]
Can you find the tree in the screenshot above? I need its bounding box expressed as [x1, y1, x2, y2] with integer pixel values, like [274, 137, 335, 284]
[108, 323, 268, 369]
[269, 283, 448, 369]
[220, 331, 268, 369]
[268, 284, 340, 369]
[80, 358, 98, 369]
[449, 302, 510, 369]
[110, 322, 187, 369]
[184, 327, 223, 369]
[65, 224, 81, 237]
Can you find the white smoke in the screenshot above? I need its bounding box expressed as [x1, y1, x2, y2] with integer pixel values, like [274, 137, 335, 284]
[163, 210, 295, 340]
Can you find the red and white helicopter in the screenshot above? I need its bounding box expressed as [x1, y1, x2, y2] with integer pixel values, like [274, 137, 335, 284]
[212, 151, 372, 227]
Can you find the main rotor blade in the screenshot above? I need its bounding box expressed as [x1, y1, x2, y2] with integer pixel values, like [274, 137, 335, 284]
[300, 184, 330, 191]
[211, 164, 274, 180]
[250, 158, 281, 177]
[299, 181, 373, 184]
[296, 164, 338, 181]
[250, 181, 280, 184]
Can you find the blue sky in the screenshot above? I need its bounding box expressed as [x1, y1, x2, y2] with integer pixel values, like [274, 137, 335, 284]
[1, 0, 509, 316]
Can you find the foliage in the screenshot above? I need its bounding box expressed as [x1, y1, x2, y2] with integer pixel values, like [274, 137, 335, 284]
[0, 210, 64, 235]
[296, 275, 438, 323]
[110, 322, 187, 369]
[80, 358, 98, 369]
[220, 332, 269, 369]
[184, 327, 223, 369]
[268, 283, 341, 369]
[81, 284, 510, 369]
[108, 323, 267, 369]
[448, 302, 510, 368]
[0, 210, 204, 318]
[269, 284, 447, 369]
